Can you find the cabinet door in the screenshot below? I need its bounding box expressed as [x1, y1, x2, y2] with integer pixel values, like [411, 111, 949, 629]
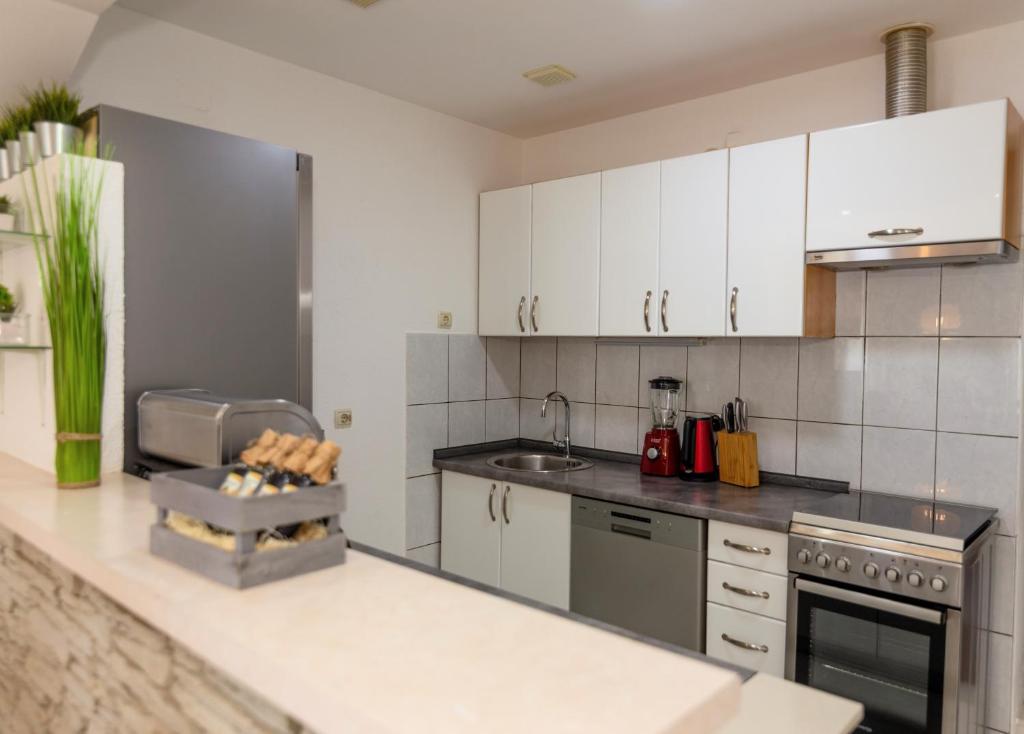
[531, 173, 601, 336]
[440, 471, 501, 587]
[479, 186, 532, 336]
[726, 135, 808, 337]
[498, 482, 571, 609]
[600, 162, 660, 336]
[660, 149, 729, 336]
[706, 602, 786, 676]
[807, 100, 1010, 251]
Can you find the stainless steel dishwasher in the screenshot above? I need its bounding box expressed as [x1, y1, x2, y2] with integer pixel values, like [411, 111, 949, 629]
[570, 496, 706, 652]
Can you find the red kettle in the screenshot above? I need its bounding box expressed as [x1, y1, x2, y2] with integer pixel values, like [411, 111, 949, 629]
[679, 415, 720, 482]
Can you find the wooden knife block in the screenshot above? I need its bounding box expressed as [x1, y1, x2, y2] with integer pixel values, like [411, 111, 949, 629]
[717, 431, 760, 488]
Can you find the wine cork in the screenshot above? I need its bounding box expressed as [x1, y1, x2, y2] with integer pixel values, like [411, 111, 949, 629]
[265, 433, 302, 469]
[283, 441, 317, 473]
[239, 429, 279, 466]
[304, 441, 342, 485]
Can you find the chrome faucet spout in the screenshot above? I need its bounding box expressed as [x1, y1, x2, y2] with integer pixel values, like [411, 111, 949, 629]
[542, 390, 572, 459]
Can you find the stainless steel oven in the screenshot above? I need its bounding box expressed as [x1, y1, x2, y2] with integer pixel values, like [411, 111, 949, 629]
[787, 501, 995, 734]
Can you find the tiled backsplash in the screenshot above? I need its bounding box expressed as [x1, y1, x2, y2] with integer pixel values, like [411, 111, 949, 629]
[407, 262, 1021, 731]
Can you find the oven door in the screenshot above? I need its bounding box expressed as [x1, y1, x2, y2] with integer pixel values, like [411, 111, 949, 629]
[787, 577, 959, 734]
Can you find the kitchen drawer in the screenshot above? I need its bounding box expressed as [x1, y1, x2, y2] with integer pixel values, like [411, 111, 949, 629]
[706, 602, 786, 676]
[706, 560, 788, 621]
[708, 521, 787, 575]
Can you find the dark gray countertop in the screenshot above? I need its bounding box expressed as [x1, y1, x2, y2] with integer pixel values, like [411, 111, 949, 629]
[434, 441, 848, 533]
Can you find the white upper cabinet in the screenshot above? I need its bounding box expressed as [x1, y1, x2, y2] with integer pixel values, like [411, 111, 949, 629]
[479, 186, 532, 336]
[660, 149, 729, 337]
[531, 173, 601, 336]
[727, 135, 810, 337]
[599, 162, 661, 336]
[807, 99, 1021, 252]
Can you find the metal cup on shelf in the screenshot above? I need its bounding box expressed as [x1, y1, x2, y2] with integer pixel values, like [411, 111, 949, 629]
[6, 140, 22, 174]
[18, 130, 39, 166]
[0, 149, 9, 181]
[35, 121, 83, 158]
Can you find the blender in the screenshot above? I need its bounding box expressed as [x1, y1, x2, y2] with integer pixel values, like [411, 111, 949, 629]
[641, 377, 682, 476]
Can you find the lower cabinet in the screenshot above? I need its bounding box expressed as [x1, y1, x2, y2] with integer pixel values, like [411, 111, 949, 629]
[705, 602, 787, 675]
[440, 470, 571, 609]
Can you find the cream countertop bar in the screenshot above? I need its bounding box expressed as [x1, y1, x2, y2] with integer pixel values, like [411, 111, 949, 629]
[0, 454, 742, 734]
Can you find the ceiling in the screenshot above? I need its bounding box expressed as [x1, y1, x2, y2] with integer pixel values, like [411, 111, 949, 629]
[115, 0, 1024, 138]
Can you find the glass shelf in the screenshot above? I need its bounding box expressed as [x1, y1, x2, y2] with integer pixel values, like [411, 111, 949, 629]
[0, 344, 50, 351]
[0, 229, 47, 252]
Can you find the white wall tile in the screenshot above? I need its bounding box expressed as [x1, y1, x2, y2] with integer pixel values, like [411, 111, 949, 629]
[520, 337, 556, 399]
[796, 422, 862, 488]
[595, 404, 639, 453]
[486, 337, 521, 399]
[519, 398, 555, 442]
[941, 260, 1023, 337]
[860, 426, 935, 498]
[524, 399, 595, 449]
[937, 337, 1020, 437]
[405, 474, 441, 549]
[596, 344, 640, 406]
[556, 338, 597, 403]
[863, 337, 938, 430]
[797, 338, 864, 424]
[740, 338, 798, 419]
[405, 403, 448, 477]
[448, 334, 486, 401]
[639, 344, 687, 407]
[567, 401, 596, 448]
[747, 417, 796, 475]
[406, 333, 448, 405]
[484, 398, 519, 441]
[986, 631, 1012, 732]
[935, 432, 1019, 536]
[686, 339, 739, 414]
[835, 271, 866, 337]
[990, 535, 1016, 636]
[406, 543, 440, 568]
[866, 268, 940, 336]
[448, 400, 485, 447]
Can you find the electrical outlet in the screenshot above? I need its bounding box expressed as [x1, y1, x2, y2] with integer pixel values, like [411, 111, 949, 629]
[437, 311, 453, 329]
[334, 409, 352, 429]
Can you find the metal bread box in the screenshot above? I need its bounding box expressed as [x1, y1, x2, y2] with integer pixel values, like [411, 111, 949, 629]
[138, 389, 323, 468]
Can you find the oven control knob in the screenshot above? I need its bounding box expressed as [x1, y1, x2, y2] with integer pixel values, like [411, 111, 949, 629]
[815, 552, 831, 569]
[797, 549, 811, 564]
[863, 562, 879, 579]
[884, 567, 901, 582]
[907, 571, 924, 587]
[930, 576, 948, 593]
[835, 557, 851, 572]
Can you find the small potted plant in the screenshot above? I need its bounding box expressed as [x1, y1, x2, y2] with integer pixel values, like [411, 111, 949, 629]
[28, 83, 83, 158]
[0, 196, 13, 230]
[0, 283, 15, 320]
[1, 105, 31, 173]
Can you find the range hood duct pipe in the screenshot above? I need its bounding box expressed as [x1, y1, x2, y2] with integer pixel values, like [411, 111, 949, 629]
[882, 23, 933, 118]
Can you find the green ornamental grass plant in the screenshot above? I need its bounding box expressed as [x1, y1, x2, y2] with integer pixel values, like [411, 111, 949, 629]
[0, 284, 15, 315]
[23, 151, 107, 488]
[26, 83, 82, 126]
[0, 195, 11, 214]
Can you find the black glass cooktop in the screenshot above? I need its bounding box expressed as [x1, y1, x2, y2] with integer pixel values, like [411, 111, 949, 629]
[794, 490, 997, 549]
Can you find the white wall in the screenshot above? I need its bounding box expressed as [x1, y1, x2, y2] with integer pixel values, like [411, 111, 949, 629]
[71, 7, 523, 553]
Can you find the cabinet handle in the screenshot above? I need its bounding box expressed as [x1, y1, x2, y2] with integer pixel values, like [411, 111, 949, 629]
[643, 290, 652, 333]
[517, 297, 527, 333]
[488, 484, 497, 522]
[722, 581, 770, 599]
[868, 227, 924, 239]
[660, 290, 669, 333]
[723, 538, 771, 555]
[530, 296, 539, 333]
[729, 287, 738, 333]
[502, 485, 511, 524]
[721, 633, 768, 653]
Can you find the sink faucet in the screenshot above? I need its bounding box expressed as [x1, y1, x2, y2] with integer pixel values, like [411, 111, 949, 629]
[541, 391, 571, 459]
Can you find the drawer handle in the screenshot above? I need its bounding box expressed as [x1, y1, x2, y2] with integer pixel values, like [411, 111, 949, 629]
[488, 484, 497, 522]
[517, 297, 527, 333]
[502, 485, 511, 524]
[721, 633, 768, 653]
[660, 290, 669, 333]
[643, 290, 652, 333]
[722, 581, 769, 599]
[723, 539, 771, 556]
[868, 227, 924, 238]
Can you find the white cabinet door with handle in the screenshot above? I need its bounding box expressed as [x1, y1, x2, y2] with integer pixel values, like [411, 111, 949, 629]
[479, 186, 532, 336]
[726, 135, 808, 337]
[600, 162, 660, 336]
[659, 149, 729, 336]
[497, 482, 571, 609]
[807, 99, 1016, 252]
[440, 471, 501, 587]
[531, 173, 601, 336]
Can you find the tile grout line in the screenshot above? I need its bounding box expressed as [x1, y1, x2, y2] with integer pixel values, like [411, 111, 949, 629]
[932, 267, 945, 502]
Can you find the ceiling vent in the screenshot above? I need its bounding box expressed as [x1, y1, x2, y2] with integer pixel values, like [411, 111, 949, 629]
[348, 0, 380, 7]
[523, 64, 577, 87]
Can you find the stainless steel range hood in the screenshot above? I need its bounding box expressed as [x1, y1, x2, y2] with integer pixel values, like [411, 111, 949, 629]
[806, 240, 1019, 270]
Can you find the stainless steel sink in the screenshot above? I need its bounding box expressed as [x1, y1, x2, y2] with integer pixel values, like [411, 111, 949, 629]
[486, 453, 594, 473]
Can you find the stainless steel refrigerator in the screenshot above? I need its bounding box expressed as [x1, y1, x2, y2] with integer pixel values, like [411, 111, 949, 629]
[88, 106, 313, 475]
